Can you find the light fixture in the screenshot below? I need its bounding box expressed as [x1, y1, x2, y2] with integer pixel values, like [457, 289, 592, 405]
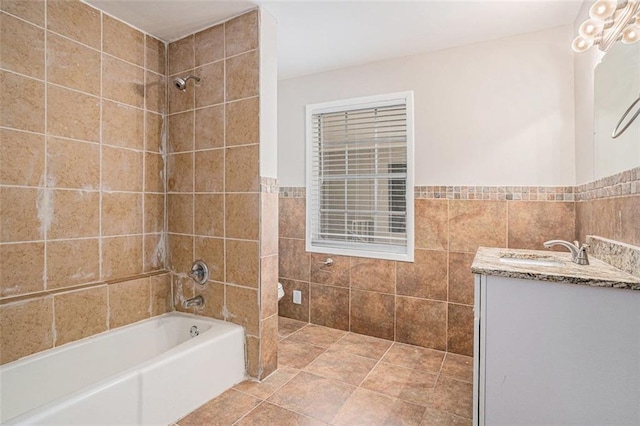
[572, 0, 640, 52]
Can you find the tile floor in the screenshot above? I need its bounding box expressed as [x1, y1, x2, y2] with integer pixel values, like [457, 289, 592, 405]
[177, 317, 473, 425]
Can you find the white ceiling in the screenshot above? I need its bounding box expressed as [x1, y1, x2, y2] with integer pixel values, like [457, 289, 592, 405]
[86, 0, 583, 80]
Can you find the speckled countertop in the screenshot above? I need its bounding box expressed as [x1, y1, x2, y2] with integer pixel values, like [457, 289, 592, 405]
[472, 247, 640, 290]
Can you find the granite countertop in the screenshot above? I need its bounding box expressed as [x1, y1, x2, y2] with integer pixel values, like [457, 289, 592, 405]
[471, 247, 640, 291]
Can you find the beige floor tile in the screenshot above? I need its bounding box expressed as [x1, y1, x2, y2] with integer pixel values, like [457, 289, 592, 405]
[440, 353, 473, 383]
[234, 367, 300, 400]
[361, 362, 437, 406]
[421, 407, 472, 426]
[278, 316, 307, 340]
[383, 342, 446, 373]
[267, 372, 355, 423]
[177, 389, 260, 425]
[430, 377, 474, 419]
[285, 324, 347, 347]
[236, 402, 325, 426]
[304, 348, 378, 386]
[329, 332, 394, 360]
[278, 339, 326, 369]
[332, 388, 425, 426]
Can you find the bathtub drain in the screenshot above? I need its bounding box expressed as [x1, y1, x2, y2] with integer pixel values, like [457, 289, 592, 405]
[190, 326, 199, 337]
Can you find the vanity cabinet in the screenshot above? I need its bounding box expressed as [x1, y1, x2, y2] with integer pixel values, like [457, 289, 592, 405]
[473, 275, 640, 425]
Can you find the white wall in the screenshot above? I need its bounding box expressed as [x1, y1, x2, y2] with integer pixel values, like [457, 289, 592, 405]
[259, 8, 278, 178]
[278, 25, 576, 187]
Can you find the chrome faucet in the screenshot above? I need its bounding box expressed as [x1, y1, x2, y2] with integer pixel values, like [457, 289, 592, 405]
[543, 240, 590, 265]
[183, 295, 204, 308]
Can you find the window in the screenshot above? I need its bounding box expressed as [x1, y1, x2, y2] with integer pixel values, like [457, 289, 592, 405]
[305, 92, 414, 262]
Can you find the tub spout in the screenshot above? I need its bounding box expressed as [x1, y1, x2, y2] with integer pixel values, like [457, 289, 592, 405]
[183, 295, 204, 308]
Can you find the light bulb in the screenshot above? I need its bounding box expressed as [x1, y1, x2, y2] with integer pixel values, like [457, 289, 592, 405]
[622, 25, 640, 44]
[579, 19, 604, 39]
[572, 35, 594, 52]
[589, 0, 617, 20]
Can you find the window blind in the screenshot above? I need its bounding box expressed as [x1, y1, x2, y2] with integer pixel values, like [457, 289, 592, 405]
[308, 100, 410, 257]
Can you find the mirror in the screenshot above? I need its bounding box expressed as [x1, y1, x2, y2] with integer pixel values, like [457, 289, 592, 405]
[594, 41, 640, 179]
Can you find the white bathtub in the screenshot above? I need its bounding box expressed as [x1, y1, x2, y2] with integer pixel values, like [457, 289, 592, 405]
[1, 312, 246, 425]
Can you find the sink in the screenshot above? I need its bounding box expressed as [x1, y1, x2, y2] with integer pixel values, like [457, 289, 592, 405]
[499, 255, 563, 268]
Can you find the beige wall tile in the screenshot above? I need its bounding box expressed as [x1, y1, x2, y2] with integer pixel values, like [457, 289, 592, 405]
[173, 273, 195, 312]
[102, 14, 144, 66]
[396, 249, 447, 300]
[47, 137, 99, 189]
[508, 201, 575, 250]
[195, 105, 224, 150]
[102, 192, 142, 236]
[195, 23, 224, 67]
[102, 235, 143, 280]
[168, 35, 194, 75]
[260, 314, 279, 378]
[0, 128, 44, 186]
[225, 193, 259, 240]
[47, 85, 100, 142]
[150, 273, 172, 316]
[145, 71, 166, 114]
[109, 277, 151, 328]
[167, 194, 193, 234]
[54, 286, 107, 345]
[226, 239, 259, 288]
[310, 254, 350, 288]
[448, 252, 475, 306]
[47, 32, 100, 95]
[47, 238, 99, 289]
[0, 297, 53, 364]
[310, 283, 350, 331]
[145, 152, 164, 193]
[168, 111, 194, 153]
[447, 304, 473, 356]
[195, 60, 224, 108]
[168, 233, 193, 272]
[47, 0, 101, 49]
[0, 70, 45, 133]
[0, 12, 44, 78]
[279, 197, 305, 239]
[144, 193, 164, 234]
[145, 112, 164, 153]
[226, 285, 259, 335]
[194, 149, 223, 192]
[350, 290, 394, 340]
[0, 242, 44, 297]
[102, 55, 144, 108]
[145, 35, 165, 75]
[260, 254, 279, 318]
[49, 189, 99, 239]
[102, 100, 144, 150]
[167, 152, 194, 193]
[225, 97, 259, 146]
[225, 10, 258, 57]
[278, 279, 309, 322]
[226, 50, 259, 101]
[246, 335, 260, 377]
[168, 74, 194, 114]
[279, 238, 310, 282]
[415, 199, 449, 251]
[144, 233, 164, 272]
[194, 280, 224, 320]
[396, 297, 447, 350]
[102, 146, 143, 192]
[261, 193, 279, 256]
[0, 187, 40, 242]
[1, 0, 45, 26]
[449, 200, 507, 253]
[194, 194, 224, 237]
[225, 145, 259, 192]
[351, 257, 396, 294]
[195, 237, 224, 282]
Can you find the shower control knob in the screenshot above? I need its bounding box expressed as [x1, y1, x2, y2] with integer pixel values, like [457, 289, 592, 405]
[188, 260, 209, 285]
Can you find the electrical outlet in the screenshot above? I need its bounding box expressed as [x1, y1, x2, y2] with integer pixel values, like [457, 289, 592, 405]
[293, 290, 302, 304]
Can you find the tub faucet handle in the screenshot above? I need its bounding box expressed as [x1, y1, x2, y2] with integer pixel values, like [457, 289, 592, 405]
[188, 260, 209, 285]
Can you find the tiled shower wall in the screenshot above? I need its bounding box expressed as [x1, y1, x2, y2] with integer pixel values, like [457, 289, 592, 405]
[0, 0, 171, 365]
[278, 188, 576, 356]
[166, 10, 278, 379]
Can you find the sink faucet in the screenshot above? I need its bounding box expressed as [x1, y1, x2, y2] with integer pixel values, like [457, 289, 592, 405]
[543, 240, 589, 265]
[183, 295, 204, 308]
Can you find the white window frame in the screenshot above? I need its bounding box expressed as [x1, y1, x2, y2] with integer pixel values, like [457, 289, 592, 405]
[305, 91, 415, 262]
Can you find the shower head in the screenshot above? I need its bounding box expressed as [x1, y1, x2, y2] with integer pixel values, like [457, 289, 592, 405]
[173, 75, 201, 91]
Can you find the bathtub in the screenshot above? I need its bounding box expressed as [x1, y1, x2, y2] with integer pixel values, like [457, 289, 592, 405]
[1, 312, 246, 425]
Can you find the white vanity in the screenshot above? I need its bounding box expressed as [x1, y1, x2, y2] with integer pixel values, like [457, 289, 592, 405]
[472, 247, 640, 425]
